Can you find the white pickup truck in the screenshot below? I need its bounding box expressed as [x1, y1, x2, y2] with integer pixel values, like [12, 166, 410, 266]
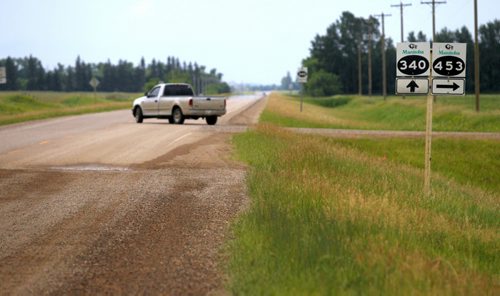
[132, 83, 226, 125]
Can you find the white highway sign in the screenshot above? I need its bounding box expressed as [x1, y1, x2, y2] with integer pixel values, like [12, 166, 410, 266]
[432, 43, 467, 78]
[396, 42, 431, 77]
[89, 77, 100, 89]
[432, 78, 465, 95]
[297, 67, 308, 83]
[396, 78, 429, 95]
[0, 67, 6, 84]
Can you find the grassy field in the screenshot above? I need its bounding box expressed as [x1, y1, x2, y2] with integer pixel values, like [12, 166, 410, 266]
[261, 92, 500, 132]
[0, 91, 138, 126]
[228, 93, 499, 294]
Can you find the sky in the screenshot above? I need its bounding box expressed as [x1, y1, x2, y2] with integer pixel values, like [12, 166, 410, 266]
[0, 0, 497, 85]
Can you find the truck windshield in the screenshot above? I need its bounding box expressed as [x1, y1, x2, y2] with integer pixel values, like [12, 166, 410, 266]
[163, 85, 194, 96]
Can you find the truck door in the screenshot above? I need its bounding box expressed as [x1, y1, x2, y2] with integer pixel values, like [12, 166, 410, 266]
[158, 85, 175, 116]
[142, 86, 160, 116]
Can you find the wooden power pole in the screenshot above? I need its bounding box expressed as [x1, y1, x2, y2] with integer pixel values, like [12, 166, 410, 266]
[358, 44, 362, 96]
[368, 17, 373, 97]
[375, 12, 391, 100]
[421, 0, 447, 42]
[391, 2, 411, 99]
[421, 0, 446, 103]
[391, 2, 412, 43]
[474, 0, 480, 112]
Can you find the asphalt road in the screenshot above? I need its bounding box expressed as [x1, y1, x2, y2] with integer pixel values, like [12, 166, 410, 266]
[0, 95, 263, 169]
[0, 94, 266, 295]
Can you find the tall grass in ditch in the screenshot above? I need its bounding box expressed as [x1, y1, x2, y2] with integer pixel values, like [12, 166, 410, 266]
[0, 91, 137, 126]
[228, 124, 498, 295]
[262, 92, 500, 132]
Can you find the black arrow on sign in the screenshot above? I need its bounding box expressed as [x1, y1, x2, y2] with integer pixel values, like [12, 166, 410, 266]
[406, 80, 419, 93]
[436, 82, 460, 91]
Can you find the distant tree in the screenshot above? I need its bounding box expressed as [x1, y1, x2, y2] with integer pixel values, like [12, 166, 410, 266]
[304, 70, 342, 96]
[479, 20, 500, 92]
[26, 55, 44, 90]
[0, 55, 228, 93]
[280, 71, 293, 90]
[304, 11, 390, 94]
[407, 31, 427, 42]
[0, 57, 19, 90]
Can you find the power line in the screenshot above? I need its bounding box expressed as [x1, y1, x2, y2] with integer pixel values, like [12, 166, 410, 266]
[421, 0, 447, 41]
[391, 2, 412, 42]
[374, 12, 392, 100]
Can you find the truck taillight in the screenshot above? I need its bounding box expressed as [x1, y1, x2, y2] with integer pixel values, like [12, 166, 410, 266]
[189, 98, 193, 107]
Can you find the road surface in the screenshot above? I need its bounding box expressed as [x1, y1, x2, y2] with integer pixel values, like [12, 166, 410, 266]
[0, 94, 266, 295]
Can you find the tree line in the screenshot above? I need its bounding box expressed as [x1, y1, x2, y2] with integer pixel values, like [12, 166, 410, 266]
[287, 11, 500, 96]
[0, 55, 230, 94]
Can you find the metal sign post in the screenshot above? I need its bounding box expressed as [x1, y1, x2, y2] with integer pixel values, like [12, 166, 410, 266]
[296, 67, 308, 112]
[89, 77, 100, 100]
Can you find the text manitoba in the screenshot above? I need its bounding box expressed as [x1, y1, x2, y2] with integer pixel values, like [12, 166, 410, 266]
[402, 50, 425, 54]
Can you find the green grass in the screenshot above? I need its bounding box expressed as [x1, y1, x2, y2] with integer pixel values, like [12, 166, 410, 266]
[332, 138, 500, 193]
[228, 125, 499, 295]
[0, 91, 138, 126]
[262, 93, 500, 132]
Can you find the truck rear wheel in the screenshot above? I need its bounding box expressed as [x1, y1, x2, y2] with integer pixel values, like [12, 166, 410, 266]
[172, 107, 185, 124]
[206, 116, 217, 125]
[134, 107, 143, 123]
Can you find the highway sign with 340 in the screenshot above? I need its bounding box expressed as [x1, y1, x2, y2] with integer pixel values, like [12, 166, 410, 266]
[396, 42, 431, 77]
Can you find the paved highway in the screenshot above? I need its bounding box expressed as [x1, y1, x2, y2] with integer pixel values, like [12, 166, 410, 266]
[0, 94, 266, 295]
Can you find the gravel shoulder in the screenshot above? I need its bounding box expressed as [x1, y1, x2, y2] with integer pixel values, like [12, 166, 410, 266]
[0, 95, 265, 295]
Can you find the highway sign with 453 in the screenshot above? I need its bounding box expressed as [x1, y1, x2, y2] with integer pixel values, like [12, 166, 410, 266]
[431, 43, 466, 95]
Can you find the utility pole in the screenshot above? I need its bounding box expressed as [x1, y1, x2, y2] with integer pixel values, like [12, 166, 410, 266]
[391, 2, 412, 43]
[474, 0, 480, 112]
[375, 12, 391, 100]
[421, 0, 446, 41]
[358, 44, 362, 96]
[368, 16, 373, 97]
[421, 0, 446, 103]
[391, 2, 411, 100]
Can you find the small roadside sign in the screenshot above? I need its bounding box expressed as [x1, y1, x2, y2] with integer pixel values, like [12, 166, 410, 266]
[432, 78, 465, 95]
[431, 43, 467, 78]
[396, 42, 431, 77]
[89, 77, 100, 89]
[396, 78, 429, 95]
[0, 67, 6, 84]
[297, 67, 308, 83]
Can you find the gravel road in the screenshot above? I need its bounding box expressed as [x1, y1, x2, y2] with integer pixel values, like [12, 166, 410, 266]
[0, 95, 267, 295]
